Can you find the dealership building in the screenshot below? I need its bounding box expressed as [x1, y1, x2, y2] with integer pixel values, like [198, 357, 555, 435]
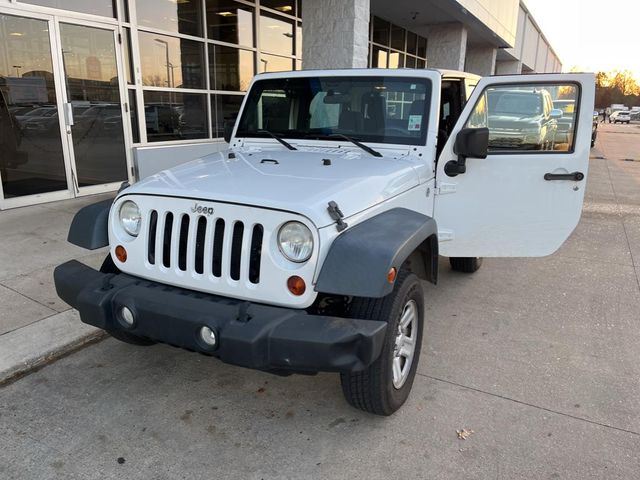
[0, 0, 560, 210]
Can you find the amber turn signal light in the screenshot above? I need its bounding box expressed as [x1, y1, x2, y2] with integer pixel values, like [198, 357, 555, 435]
[115, 245, 127, 263]
[287, 275, 306, 296]
[387, 267, 397, 284]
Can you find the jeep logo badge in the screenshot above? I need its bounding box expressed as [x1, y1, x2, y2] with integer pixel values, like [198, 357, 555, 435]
[191, 203, 215, 216]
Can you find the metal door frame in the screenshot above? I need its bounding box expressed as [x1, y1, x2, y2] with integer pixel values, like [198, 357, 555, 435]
[0, 6, 132, 209]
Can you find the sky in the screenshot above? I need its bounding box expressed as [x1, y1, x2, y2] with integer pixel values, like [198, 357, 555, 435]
[523, 0, 640, 80]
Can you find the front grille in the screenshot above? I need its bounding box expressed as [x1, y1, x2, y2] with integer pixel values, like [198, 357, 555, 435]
[147, 210, 263, 284]
[489, 136, 524, 149]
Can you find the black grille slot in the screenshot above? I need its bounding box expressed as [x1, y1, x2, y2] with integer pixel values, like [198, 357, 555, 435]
[249, 224, 263, 284]
[147, 210, 158, 264]
[212, 218, 225, 277]
[230, 222, 244, 281]
[194, 216, 207, 274]
[178, 215, 190, 271]
[162, 212, 173, 268]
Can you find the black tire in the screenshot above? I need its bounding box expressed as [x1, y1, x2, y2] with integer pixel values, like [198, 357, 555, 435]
[99, 254, 156, 347]
[340, 271, 424, 416]
[449, 257, 483, 273]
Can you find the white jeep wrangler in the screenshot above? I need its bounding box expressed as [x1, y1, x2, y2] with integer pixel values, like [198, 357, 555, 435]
[55, 69, 595, 415]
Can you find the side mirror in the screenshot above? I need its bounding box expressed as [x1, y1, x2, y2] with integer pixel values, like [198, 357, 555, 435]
[223, 119, 236, 143]
[445, 127, 489, 177]
[550, 108, 563, 120]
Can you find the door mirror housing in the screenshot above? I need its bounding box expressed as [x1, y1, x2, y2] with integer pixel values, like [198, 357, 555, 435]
[453, 127, 489, 159]
[223, 119, 236, 143]
[446, 127, 489, 177]
[550, 108, 563, 120]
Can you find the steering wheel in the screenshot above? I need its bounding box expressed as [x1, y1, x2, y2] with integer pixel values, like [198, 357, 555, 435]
[384, 127, 410, 136]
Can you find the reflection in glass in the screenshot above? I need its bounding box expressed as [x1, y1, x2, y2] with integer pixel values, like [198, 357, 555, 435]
[60, 23, 128, 186]
[135, 0, 202, 37]
[259, 12, 294, 56]
[259, 53, 293, 73]
[144, 91, 207, 142]
[467, 84, 579, 152]
[128, 89, 140, 143]
[212, 94, 244, 138]
[210, 46, 255, 92]
[139, 32, 205, 89]
[0, 15, 67, 199]
[388, 52, 404, 69]
[206, 0, 255, 47]
[20, 0, 116, 18]
[371, 46, 388, 68]
[261, 0, 295, 14]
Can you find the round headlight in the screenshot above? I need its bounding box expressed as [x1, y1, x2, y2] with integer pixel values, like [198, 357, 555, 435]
[278, 222, 313, 263]
[119, 200, 142, 236]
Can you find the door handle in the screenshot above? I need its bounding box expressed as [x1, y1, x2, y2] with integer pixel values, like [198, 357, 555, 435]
[544, 171, 584, 181]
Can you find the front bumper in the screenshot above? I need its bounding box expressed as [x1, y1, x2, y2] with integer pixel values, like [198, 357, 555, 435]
[54, 260, 387, 373]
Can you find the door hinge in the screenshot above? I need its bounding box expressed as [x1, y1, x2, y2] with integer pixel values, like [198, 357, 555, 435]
[438, 230, 454, 242]
[117, 33, 122, 44]
[435, 182, 456, 195]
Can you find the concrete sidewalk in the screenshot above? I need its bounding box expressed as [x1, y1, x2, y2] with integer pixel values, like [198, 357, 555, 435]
[0, 194, 113, 383]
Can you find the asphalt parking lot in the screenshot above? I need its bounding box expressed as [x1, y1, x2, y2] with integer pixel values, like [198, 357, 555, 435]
[2, 122, 640, 480]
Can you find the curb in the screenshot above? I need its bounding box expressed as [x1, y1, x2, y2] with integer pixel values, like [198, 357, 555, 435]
[0, 310, 107, 386]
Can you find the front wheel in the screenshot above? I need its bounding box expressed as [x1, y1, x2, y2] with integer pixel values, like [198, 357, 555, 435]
[340, 271, 424, 416]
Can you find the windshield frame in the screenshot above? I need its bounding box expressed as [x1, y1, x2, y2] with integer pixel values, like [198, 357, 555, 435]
[235, 75, 433, 147]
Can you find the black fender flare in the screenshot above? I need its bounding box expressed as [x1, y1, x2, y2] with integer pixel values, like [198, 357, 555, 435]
[67, 199, 113, 249]
[315, 208, 438, 298]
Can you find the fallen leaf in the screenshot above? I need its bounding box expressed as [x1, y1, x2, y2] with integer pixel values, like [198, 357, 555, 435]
[456, 428, 474, 440]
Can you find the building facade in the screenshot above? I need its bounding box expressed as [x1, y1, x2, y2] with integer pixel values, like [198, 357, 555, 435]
[0, 0, 560, 210]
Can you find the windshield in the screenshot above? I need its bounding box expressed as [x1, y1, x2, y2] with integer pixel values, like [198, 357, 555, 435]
[236, 76, 432, 146]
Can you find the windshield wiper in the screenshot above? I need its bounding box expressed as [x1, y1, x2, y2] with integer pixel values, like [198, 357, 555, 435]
[257, 129, 297, 151]
[324, 133, 383, 157]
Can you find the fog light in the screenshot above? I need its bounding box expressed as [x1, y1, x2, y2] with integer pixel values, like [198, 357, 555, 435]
[199, 326, 217, 347]
[120, 306, 134, 327]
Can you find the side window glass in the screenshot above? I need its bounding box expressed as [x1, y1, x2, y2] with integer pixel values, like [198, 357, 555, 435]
[465, 84, 579, 153]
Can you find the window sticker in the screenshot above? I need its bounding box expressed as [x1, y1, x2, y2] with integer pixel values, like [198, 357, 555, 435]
[408, 114, 422, 131]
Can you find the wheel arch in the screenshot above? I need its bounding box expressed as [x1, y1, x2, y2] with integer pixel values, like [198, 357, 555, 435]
[315, 208, 438, 298]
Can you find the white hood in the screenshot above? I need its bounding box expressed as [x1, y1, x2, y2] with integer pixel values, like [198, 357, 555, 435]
[124, 147, 423, 228]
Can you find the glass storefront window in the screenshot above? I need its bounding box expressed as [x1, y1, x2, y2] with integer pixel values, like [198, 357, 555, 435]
[371, 45, 388, 68]
[0, 14, 67, 199]
[372, 17, 389, 46]
[417, 37, 427, 59]
[144, 91, 207, 142]
[210, 45, 255, 92]
[261, 0, 295, 15]
[60, 22, 128, 187]
[296, 22, 302, 58]
[390, 24, 405, 51]
[211, 94, 243, 138]
[259, 53, 293, 73]
[406, 32, 417, 56]
[259, 12, 294, 56]
[206, 0, 255, 48]
[135, 0, 203, 37]
[139, 32, 205, 89]
[19, 0, 116, 18]
[388, 51, 404, 69]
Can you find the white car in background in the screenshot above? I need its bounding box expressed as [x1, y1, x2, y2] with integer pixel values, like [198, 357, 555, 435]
[610, 111, 631, 124]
